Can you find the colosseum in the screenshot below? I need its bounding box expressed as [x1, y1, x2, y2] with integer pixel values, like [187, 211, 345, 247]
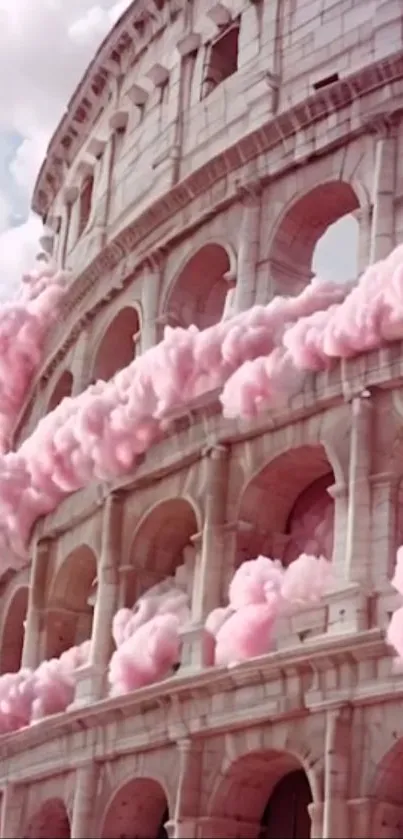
[1, 0, 403, 836]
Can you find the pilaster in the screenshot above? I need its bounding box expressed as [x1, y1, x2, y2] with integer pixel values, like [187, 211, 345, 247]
[345, 395, 372, 587]
[74, 492, 122, 705]
[368, 115, 398, 263]
[22, 536, 51, 669]
[0, 784, 24, 839]
[322, 707, 351, 839]
[71, 764, 98, 838]
[140, 251, 166, 352]
[234, 180, 262, 313]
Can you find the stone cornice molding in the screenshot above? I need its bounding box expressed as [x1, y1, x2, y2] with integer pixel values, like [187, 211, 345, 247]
[0, 629, 387, 773]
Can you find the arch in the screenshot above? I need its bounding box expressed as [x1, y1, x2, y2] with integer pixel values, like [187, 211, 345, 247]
[208, 750, 313, 836]
[46, 544, 97, 659]
[370, 737, 403, 807]
[268, 181, 360, 293]
[0, 585, 28, 674]
[236, 445, 334, 567]
[126, 497, 199, 605]
[92, 306, 140, 383]
[47, 370, 73, 414]
[163, 242, 232, 330]
[24, 797, 70, 839]
[100, 777, 169, 839]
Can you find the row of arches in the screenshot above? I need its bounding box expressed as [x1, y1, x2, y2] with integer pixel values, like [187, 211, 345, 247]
[0, 442, 336, 675]
[42, 178, 361, 417]
[22, 761, 313, 839]
[20, 732, 403, 839]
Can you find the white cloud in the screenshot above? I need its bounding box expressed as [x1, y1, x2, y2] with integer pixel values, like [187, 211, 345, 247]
[0, 0, 132, 299]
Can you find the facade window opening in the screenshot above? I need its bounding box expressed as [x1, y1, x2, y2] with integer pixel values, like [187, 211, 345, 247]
[78, 174, 94, 237]
[312, 212, 359, 284]
[201, 21, 239, 99]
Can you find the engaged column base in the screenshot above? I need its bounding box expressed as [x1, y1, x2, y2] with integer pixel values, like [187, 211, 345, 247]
[70, 662, 108, 708]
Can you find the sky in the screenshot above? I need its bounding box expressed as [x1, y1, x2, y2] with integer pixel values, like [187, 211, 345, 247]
[0, 0, 358, 303]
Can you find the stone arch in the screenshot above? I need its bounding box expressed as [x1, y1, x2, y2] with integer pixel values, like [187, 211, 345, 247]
[99, 777, 169, 839]
[163, 242, 234, 330]
[236, 444, 335, 568]
[207, 749, 314, 837]
[92, 305, 141, 383]
[370, 737, 403, 806]
[369, 738, 403, 837]
[24, 797, 70, 838]
[45, 544, 97, 659]
[268, 180, 361, 293]
[0, 585, 28, 674]
[125, 496, 200, 606]
[47, 370, 73, 413]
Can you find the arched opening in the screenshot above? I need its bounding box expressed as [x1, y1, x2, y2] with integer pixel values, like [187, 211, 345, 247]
[0, 586, 28, 674]
[100, 777, 169, 839]
[269, 182, 360, 294]
[45, 544, 97, 659]
[208, 750, 313, 838]
[92, 307, 140, 383]
[24, 798, 70, 839]
[164, 243, 232, 330]
[370, 739, 403, 837]
[260, 770, 312, 838]
[47, 371, 73, 414]
[313, 213, 359, 284]
[236, 445, 334, 569]
[125, 497, 199, 607]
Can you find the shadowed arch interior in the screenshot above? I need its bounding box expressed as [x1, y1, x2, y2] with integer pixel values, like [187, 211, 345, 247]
[93, 306, 140, 383]
[269, 181, 359, 293]
[236, 445, 334, 567]
[45, 544, 97, 659]
[0, 586, 28, 674]
[126, 498, 198, 605]
[208, 749, 313, 837]
[47, 371, 73, 414]
[24, 798, 70, 839]
[165, 243, 231, 330]
[100, 777, 168, 839]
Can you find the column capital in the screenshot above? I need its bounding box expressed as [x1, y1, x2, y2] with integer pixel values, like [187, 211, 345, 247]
[364, 111, 401, 139]
[144, 246, 167, 273]
[201, 441, 228, 459]
[235, 177, 262, 206]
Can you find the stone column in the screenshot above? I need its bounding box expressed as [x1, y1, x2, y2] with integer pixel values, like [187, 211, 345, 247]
[181, 445, 229, 670]
[326, 482, 348, 582]
[345, 395, 372, 585]
[165, 739, 201, 839]
[308, 802, 324, 839]
[234, 180, 262, 313]
[356, 205, 373, 274]
[369, 117, 397, 264]
[370, 471, 398, 586]
[22, 537, 51, 669]
[71, 764, 97, 838]
[141, 252, 165, 352]
[322, 708, 351, 839]
[0, 784, 24, 838]
[74, 492, 122, 705]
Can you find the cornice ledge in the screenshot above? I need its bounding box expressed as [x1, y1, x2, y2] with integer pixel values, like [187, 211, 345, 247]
[0, 628, 386, 763]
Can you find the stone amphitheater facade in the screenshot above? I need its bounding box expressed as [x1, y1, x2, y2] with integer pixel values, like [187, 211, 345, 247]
[1, 0, 403, 836]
